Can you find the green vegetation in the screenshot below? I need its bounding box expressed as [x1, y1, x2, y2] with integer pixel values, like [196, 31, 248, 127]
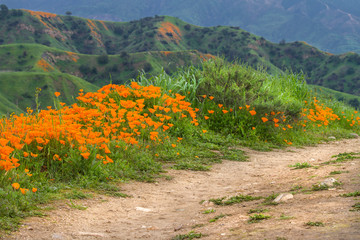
[289, 162, 312, 169]
[3, 0, 360, 55]
[322, 152, 360, 165]
[305, 221, 324, 227]
[172, 231, 202, 240]
[0, 9, 360, 114]
[329, 170, 349, 175]
[350, 203, 360, 211]
[341, 191, 360, 197]
[209, 214, 227, 223]
[202, 209, 215, 214]
[248, 214, 271, 223]
[209, 194, 262, 206]
[248, 208, 269, 214]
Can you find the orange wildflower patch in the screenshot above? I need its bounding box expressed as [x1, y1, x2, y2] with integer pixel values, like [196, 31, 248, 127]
[86, 19, 104, 47]
[65, 51, 79, 62]
[37, 58, 54, 72]
[25, 10, 65, 41]
[0, 82, 198, 191]
[99, 20, 109, 31]
[157, 22, 182, 43]
[161, 51, 172, 56]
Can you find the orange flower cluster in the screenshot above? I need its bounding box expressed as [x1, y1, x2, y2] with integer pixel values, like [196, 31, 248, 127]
[37, 58, 54, 72]
[0, 83, 198, 186]
[162, 51, 172, 56]
[158, 22, 182, 43]
[301, 97, 340, 127]
[99, 20, 109, 31]
[25, 10, 65, 41]
[87, 19, 104, 47]
[65, 51, 78, 62]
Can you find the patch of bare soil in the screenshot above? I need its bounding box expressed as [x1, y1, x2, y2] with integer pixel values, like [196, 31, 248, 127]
[8, 139, 360, 240]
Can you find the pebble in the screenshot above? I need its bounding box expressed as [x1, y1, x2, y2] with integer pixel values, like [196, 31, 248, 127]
[135, 207, 152, 212]
[273, 193, 294, 203]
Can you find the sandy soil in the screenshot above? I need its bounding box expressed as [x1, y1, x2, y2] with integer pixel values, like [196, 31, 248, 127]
[7, 138, 360, 240]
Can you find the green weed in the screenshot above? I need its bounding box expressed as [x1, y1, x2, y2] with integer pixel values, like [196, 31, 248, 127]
[323, 152, 360, 165]
[279, 214, 294, 220]
[305, 221, 324, 227]
[209, 214, 226, 222]
[172, 231, 202, 240]
[210, 194, 262, 206]
[248, 208, 269, 214]
[66, 200, 87, 210]
[202, 209, 215, 214]
[248, 214, 271, 223]
[341, 191, 360, 197]
[289, 162, 312, 169]
[350, 203, 360, 211]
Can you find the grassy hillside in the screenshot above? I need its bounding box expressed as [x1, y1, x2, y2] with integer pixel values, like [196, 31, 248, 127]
[0, 42, 207, 114]
[0, 72, 99, 114]
[1, 10, 360, 98]
[2, 0, 360, 54]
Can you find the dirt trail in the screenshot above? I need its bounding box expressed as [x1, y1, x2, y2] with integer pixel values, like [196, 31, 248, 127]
[10, 139, 360, 240]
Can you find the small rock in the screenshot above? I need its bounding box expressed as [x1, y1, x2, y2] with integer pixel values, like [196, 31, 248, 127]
[321, 178, 337, 187]
[349, 133, 359, 138]
[328, 136, 336, 140]
[27, 227, 33, 230]
[273, 193, 293, 203]
[52, 233, 64, 240]
[78, 232, 106, 237]
[201, 200, 214, 207]
[174, 225, 183, 231]
[135, 207, 152, 212]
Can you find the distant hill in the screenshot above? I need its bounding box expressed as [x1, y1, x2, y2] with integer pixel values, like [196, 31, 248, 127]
[1, 9, 360, 114]
[2, 0, 360, 54]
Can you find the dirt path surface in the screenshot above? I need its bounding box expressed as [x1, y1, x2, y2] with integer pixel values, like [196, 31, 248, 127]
[9, 139, 360, 240]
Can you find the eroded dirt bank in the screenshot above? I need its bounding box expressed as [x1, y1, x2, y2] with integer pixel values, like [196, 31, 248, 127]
[9, 139, 360, 240]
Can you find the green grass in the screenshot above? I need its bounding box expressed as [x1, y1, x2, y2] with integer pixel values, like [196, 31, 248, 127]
[209, 214, 227, 223]
[305, 221, 324, 227]
[289, 162, 312, 169]
[340, 191, 360, 197]
[248, 208, 269, 214]
[329, 170, 349, 175]
[248, 214, 271, 223]
[350, 203, 360, 211]
[172, 231, 202, 240]
[202, 209, 215, 214]
[322, 152, 360, 165]
[209, 194, 262, 206]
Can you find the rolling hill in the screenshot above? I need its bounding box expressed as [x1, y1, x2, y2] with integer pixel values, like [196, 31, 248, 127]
[2, 0, 360, 54]
[1, 8, 360, 114]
